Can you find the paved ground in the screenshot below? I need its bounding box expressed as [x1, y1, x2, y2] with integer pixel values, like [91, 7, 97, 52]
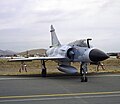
[0, 73, 120, 104]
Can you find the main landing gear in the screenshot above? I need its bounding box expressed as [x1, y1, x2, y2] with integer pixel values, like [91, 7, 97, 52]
[80, 62, 88, 82]
[40, 60, 88, 82]
[41, 60, 47, 77]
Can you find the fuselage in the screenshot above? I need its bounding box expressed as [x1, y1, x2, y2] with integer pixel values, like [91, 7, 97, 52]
[46, 44, 109, 63]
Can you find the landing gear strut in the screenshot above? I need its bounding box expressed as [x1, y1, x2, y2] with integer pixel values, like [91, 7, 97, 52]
[41, 60, 47, 77]
[80, 62, 88, 82]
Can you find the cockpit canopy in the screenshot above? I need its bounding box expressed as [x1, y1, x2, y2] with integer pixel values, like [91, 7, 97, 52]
[68, 39, 88, 47]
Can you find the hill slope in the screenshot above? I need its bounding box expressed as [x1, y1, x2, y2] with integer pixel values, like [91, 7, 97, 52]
[18, 49, 46, 56]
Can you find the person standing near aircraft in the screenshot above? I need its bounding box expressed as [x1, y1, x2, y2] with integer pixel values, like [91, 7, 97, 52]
[19, 62, 27, 73]
[96, 62, 105, 71]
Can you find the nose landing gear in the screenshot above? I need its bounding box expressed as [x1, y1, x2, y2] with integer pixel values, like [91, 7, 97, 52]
[80, 62, 88, 82]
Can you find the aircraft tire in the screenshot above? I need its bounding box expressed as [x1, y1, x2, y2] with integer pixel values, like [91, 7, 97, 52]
[41, 68, 46, 77]
[84, 77, 88, 82]
[81, 77, 84, 82]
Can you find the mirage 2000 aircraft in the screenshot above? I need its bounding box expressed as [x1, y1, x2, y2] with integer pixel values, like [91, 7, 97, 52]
[9, 25, 109, 82]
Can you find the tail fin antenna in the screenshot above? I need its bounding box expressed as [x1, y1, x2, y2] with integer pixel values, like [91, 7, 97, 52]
[50, 25, 61, 47]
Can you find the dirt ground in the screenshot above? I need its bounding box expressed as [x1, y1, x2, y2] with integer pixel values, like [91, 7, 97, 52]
[0, 58, 120, 75]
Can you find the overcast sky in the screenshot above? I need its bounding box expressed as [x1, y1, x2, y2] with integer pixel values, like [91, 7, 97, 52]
[0, 0, 120, 52]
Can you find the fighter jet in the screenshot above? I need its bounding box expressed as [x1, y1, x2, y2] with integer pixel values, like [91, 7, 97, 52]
[9, 25, 109, 82]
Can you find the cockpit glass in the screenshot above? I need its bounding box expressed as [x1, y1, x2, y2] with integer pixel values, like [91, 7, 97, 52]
[69, 40, 88, 47]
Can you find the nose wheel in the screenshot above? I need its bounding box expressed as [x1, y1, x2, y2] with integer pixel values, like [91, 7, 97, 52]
[81, 75, 88, 82]
[80, 62, 88, 82]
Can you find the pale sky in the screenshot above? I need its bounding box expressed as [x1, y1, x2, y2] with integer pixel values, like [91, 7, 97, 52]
[0, 0, 120, 52]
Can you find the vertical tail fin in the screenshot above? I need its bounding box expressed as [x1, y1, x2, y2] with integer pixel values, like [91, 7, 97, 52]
[50, 25, 61, 47]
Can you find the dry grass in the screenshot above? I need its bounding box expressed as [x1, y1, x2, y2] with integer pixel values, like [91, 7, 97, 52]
[0, 58, 120, 75]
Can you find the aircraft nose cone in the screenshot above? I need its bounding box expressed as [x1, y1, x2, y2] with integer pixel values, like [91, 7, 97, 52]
[89, 49, 109, 62]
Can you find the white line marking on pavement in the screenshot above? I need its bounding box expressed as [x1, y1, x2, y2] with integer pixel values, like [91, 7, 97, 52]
[0, 77, 34, 80]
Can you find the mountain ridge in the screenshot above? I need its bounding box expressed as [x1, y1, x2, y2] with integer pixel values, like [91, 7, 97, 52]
[0, 49, 17, 56]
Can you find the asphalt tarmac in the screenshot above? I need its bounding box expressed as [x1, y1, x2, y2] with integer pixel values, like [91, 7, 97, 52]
[0, 73, 120, 104]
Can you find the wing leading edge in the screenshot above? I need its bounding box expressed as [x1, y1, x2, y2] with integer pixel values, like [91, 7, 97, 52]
[9, 57, 66, 62]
